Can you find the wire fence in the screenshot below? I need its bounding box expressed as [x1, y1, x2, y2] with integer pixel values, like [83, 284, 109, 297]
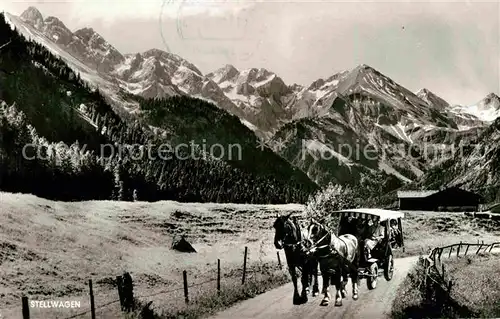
[14, 246, 288, 319]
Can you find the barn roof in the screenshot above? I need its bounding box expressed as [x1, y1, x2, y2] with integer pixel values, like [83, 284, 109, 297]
[397, 190, 439, 198]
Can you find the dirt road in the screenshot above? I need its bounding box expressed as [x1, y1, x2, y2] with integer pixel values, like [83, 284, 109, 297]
[210, 256, 419, 319]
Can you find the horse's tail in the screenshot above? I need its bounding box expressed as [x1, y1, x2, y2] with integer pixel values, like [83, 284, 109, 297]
[353, 241, 360, 268]
[350, 236, 360, 272]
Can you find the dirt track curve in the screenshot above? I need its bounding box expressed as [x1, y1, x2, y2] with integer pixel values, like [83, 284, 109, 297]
[210, 256, 420, 319]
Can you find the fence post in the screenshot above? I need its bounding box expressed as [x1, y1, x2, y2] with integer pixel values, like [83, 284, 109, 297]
[277, 251, 282, 269]
[116, 275, 124, 310]
[89, 279, 96, 319]
[242, 246, 248, 285]
[183, 270, 189, 304]
[122, 272, 135, 312]
[457, 242, 461, 257]
[489, 243, 495, 252]
[464, 244, 470, 256]
[424, 267, 432, 300]
[22, 296, 29, 319]
[448, 280, 453, 292]
[448, 246, 453, 258]
[476, 243, 483, 255]
[217, 259, 221, 294]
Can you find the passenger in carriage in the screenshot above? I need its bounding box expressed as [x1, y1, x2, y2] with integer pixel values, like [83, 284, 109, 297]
[340, 216, 358, 235]
[363, 219, 384, 261]
[356, 218, 367, 238]
[389, 220, 400, 238]
[389, 219, 401, 245]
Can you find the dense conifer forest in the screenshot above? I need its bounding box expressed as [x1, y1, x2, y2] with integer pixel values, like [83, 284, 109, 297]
[0, 14, 318, 203]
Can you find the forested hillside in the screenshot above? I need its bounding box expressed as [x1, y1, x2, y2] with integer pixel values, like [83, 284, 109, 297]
[0, 14, 317, 204]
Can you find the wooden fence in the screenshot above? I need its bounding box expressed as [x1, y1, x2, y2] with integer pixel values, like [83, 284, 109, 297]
[420, 241, 500, 317]
[464, 211, 500, 221]
[18, 246, 287, 319]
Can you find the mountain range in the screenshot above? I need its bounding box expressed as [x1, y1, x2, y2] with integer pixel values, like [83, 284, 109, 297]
[2, 6, 500, 202]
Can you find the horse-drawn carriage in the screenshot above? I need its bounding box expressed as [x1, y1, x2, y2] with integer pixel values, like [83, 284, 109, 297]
[334, 208, 405, 290]
[273, 208, 405, 306]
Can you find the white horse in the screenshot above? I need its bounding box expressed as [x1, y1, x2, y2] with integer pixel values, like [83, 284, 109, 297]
[304, 218, 360, 307]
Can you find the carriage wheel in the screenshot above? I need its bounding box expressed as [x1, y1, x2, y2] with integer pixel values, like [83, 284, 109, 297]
[384, 254, 394, 281]
[366, 263, 378, 290]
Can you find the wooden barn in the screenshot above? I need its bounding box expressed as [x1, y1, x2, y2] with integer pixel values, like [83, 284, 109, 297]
[397, 187, 483, 211]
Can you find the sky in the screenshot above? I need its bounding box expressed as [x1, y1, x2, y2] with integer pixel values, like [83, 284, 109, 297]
[1, 0, 499, 106]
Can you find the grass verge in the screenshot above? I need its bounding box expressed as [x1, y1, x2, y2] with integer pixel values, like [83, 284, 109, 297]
[391, 253, 500, 319]
[126, 263, 289, 319]
[442, 253, 500, 318]
[394, 211, 500, 258]
[390, 257, 427, 319]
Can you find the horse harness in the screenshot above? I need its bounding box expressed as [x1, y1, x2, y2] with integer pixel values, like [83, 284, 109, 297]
[280, 219, 311, 274]
[307, 225, 358, 272]
[281, 219, 303, 251]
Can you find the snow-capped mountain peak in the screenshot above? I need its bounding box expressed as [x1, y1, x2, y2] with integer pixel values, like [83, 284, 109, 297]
[448, 92, 500, 123]
[416, 88, 450, 110]
[416, 88, 431, 96]
[330, 63, 448, 124]
[73, 27, 124, 66]
[42, 16, 72, 44]
[73, 27, 98, 42]
[479, 93, 500, 109]
[19, 6, 43, 28]
[206, 64, 240, 83]
[140, 48, 203, 77]
[44, 16, 68, 30]
[7, 6, 499, 186]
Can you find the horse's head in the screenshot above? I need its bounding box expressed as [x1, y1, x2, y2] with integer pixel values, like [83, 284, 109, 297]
[306, 218, 328, 243]
[302, 218, 330, 256]
[273, 213, 300, 250]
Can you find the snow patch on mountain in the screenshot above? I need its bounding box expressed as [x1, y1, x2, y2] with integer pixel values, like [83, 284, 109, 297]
[450, 93, 500, 122]
[9, 7, 500, 187]
[378, 162, 412, 183]
[302, 139, 354, 168]
[375, 122, 413, 143]
[207, 65, 290, 109]
[8, 10, 139, 113]
[416, 88, 450, 111]
[240, 119, 258, 131]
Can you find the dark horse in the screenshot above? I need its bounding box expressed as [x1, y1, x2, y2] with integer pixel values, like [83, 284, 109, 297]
[273, 213, 320, 305]
[304, 219, 360, 307]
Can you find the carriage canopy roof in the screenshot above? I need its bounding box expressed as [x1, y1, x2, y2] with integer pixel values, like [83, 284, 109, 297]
[330, 208, 404, 222]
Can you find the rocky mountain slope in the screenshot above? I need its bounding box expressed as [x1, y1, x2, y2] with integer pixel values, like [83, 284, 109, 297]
[416, 88, 450, 111]
[268, 65, 490, 184]
[449, 93, 500, 123]
[13, 8, 247, 125]
[418, 116, 500, 202]
[0, 12, 317, 204]
[7, 6, 500, 189]
[206, 65, 297, 135]
[20, 7, 124, 73]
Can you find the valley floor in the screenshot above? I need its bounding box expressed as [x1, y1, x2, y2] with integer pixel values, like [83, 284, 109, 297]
[1, 192, 499, 318]
[0, 192, 301, 319]
[398, 211, 500, 257]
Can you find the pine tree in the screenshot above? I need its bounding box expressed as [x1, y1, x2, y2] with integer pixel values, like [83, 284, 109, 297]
[112, 163, 124, 200]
